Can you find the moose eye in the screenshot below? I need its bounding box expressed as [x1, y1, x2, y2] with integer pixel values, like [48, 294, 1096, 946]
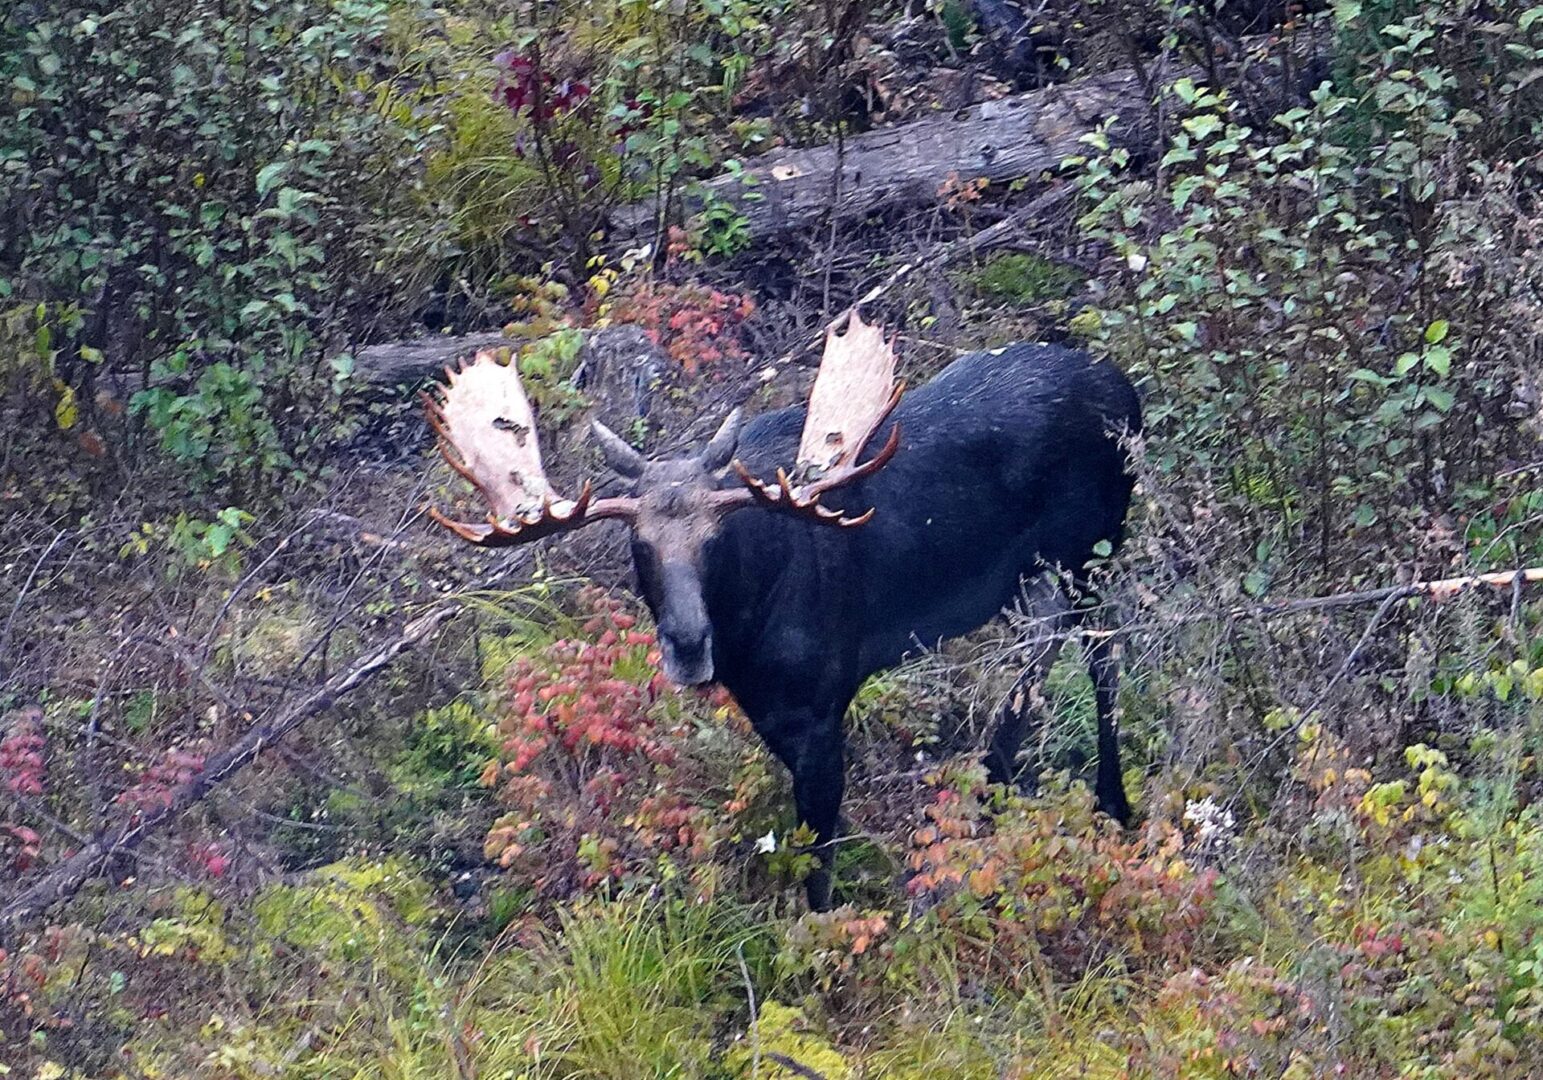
[631, 540, 663, 592]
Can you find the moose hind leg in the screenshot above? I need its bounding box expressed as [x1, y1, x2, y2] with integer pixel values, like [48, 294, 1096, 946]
[1088, 633, 1132, 824]
[985, 577, 1076, 787]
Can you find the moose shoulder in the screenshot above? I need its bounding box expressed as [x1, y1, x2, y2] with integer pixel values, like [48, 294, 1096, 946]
[425, 314, 1141, 910]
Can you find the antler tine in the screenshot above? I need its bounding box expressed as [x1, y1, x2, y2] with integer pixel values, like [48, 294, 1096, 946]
[422, 349, 636, 546]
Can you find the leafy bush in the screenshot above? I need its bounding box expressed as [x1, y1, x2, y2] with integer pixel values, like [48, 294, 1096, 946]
[1073, 1, 1543, 589]
[1, 0, 453, 488]
[424, 0, 786, 269]
[480, 586, 772, 901]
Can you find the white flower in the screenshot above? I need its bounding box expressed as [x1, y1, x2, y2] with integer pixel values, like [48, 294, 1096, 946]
[1183, 796, 1236, 847]
[754, 830, 778, 854]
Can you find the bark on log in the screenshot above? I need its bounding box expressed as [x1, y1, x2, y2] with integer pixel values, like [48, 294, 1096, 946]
[351, 325, 667, 399]
[352, 330, 514, 385]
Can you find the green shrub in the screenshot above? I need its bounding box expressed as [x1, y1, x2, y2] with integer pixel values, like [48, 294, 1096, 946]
[1, 0, 453, 489]
[1072, 1, 1543, 589]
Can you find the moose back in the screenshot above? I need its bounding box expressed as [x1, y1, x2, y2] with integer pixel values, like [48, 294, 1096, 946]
[424, 314, 1141, 909]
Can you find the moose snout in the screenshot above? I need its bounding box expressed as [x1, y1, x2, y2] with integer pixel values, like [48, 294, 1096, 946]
[658, 622, 714, 685]
[666, 623, 709, 658]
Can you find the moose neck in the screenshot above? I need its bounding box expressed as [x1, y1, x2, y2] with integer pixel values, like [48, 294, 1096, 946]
[696, 509, 844, 709]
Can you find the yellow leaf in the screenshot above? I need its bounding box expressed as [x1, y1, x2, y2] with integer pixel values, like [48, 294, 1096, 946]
[54, 383, 78, 429]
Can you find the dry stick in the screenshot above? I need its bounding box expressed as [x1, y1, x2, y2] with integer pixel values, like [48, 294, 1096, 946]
[763, 1053, 831, 1080]
[0, 605, 457, 938]
[774, 183, 1078, 365]
[1065, 565, 1543, 648]
[851, 183, 1077, 312]
[989, 566, 1543, 764]
[1225, 587, 1408, 825]
[0, 528, 73, 675]
[737, 942, 762, 1080]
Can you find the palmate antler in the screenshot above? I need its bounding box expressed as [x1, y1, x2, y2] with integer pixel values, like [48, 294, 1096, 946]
[424, 311, 903, 546]
[422, 349, 637, 546]
[729, 307, 904, 526]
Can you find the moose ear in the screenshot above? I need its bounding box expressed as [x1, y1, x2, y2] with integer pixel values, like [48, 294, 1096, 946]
[697, 408, 744, 473]
[591, 420, 647, 479]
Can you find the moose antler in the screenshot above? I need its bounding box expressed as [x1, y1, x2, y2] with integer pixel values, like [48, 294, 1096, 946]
[422, 349, 637, 546]
[730, 307, 904, 526]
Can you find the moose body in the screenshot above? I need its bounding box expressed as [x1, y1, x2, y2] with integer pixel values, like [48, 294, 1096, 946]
[632, 343, 1141, 907]
[424, 317, 1140, 910]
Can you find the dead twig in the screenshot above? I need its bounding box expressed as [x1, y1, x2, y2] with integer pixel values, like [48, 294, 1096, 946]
[764, 1053, 831, 1080]
[0, 528, 74, 677]
[0, 604, 458, 938]
[1061, 565, 1543, 649]
[737, 942, 761, 1080]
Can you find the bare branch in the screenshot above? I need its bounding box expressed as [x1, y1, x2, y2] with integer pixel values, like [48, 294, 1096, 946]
[0, 606, 457, 938]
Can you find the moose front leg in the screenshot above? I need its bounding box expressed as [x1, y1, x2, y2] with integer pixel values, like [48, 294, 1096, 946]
[754, 706, 846, 912]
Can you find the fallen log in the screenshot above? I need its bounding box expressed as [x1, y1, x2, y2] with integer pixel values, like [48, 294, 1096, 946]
[351, 330, 512, 385]
[610, 27, 1325, 242]
[351, 325, 665, 402]
[613, 65, 1156, 240]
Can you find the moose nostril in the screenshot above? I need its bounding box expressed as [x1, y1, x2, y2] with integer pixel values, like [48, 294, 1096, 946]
[669, 627, 709, 659]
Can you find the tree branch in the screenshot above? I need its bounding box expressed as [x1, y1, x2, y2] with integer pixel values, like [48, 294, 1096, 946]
[0, 605, 458, 939]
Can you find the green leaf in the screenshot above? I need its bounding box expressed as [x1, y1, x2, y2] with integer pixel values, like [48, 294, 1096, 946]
[205, 523, 234, 557]
[1242, 567, 1271, 597]
[255, 161, 289, 197]
[1181, 113, 1223, 141]
[1424, 319, 1449, 344]
[1424, 345, 1451, 377]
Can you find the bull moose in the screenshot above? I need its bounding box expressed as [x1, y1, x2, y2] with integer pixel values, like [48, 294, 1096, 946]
[424, 310, 1142, 909]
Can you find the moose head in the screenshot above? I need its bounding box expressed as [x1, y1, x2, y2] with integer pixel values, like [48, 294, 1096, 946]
[422, 308, 904, 686]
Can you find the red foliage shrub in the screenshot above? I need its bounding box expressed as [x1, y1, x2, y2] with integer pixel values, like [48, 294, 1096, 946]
[902, 765, 1218, 986]
[607, 273, 757, 375]
[481, 587, 759, 898]
[494, 49, 592, 122]
[0, 705, 47, 797]
[2, 824, 41, 872]
[116, 748, 207, 814]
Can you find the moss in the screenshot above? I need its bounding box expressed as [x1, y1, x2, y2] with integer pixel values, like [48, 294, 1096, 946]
[224, 597, 322, 678]
[253, 856, 434, 965]
[967, 253, 1083, 306]
[728, 1001, 854, 1080]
